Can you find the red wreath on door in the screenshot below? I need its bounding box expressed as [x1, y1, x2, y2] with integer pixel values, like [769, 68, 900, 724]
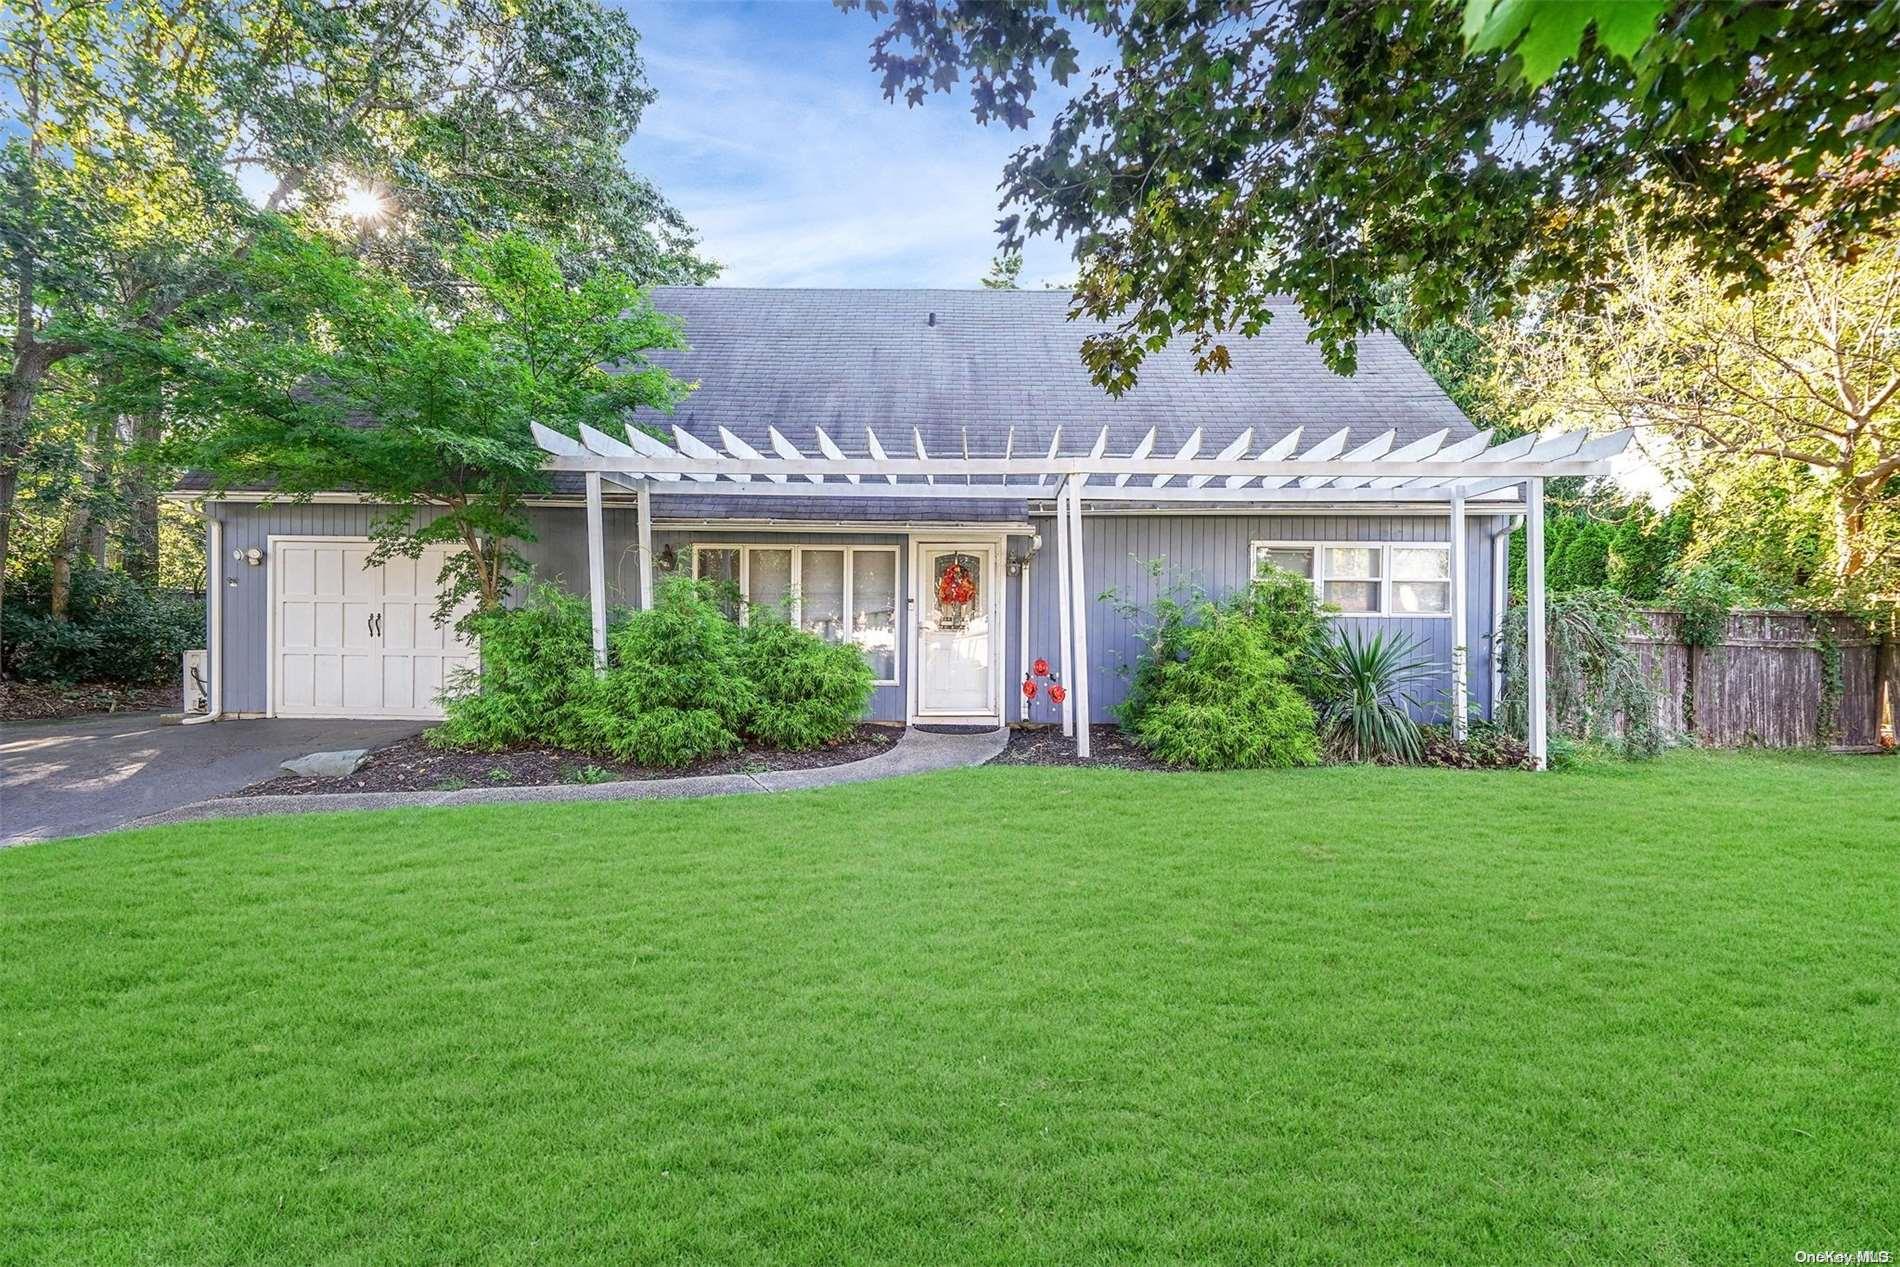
[937, 560, 977, 607]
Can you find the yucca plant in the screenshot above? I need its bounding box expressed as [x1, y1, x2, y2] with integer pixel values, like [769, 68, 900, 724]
[1314, 629, 1437, 764]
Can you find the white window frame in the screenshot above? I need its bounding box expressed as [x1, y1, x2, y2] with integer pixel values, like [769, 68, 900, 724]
[692, 542, 901, 684]
[1249, 540, 1453, 619]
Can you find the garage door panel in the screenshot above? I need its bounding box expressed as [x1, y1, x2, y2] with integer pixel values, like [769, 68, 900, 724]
[382, 554, 419, 597]
[315, 548, 344, 598]
[282, 546, 315, 598]
[382, 603, 416, 651]
[313, 655, 343, 709]
[279, 655, 313, 708]
[281, 602, 315, 651]
[382, 656, 415, 710]
[342, 546, 378, 597]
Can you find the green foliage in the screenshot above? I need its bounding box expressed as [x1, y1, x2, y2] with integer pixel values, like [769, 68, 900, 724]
[569, 579, 754, 768]
[431, 584, 598, 752]
[1666, 565, 1739, 650]
[1128, 610, 1320, 771]
[1, 0, 711, 674]
[1313, 629, 1435, 764]
[1500, 589, 1665, 758]
[840, 0, 1898, 391]
[1116, 563, 1327, 726]
[429, 577, 873, 769]
[153, 229, 684, 622]
[0, 565, 201, 685]
[1605, 507, 1690, 602]
[733, 616, 875, 751]
[1462, 0, 1667, 84]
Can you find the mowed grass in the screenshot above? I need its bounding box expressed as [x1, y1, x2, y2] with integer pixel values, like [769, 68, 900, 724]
[3, 752, 1897, 1265]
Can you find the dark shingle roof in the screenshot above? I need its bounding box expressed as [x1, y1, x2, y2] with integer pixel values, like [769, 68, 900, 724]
[636, 287, 1473, 456]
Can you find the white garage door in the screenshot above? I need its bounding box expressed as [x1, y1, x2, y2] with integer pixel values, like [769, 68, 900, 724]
[272, 539, 478, 719]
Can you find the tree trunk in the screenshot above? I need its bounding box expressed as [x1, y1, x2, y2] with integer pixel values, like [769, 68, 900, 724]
[1, 360, 49, 661]
[1833, 481, 1869, 583]
[121, 407, 164, 587]
[49, 502, 91, 619]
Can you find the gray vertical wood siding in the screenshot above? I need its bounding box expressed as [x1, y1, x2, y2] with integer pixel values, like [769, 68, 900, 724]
[206, 501, 1505, 726]
[1022, 512, 1510, 724]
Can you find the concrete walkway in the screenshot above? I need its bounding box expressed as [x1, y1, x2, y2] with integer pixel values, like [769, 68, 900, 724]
[120, 725, 1008, 835]
[2, 713, 427, 844]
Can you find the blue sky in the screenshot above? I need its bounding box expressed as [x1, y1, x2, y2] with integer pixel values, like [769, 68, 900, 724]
[617, 0, 1083, 289]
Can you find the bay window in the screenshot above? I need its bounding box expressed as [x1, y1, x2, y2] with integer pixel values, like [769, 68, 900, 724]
[694, 543, 900, 683]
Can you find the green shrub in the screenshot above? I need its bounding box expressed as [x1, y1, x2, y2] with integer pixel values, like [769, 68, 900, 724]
[1130, 610, 1320, 770]
[733, 616, 875, 750]
[0, 568, 204, 686]
[1118, 564, 1326, 727]
[571, 578, 755, 767]
[1314, 629, 1435, 763]
[431, 584, 599, 751]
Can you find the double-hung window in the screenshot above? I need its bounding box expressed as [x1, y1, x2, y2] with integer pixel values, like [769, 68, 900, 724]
[693, 543, 900, 683]
[1250, 541, 1452, 617]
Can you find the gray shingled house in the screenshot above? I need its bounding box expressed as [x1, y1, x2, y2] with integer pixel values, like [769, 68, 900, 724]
[182, 288, 1622, 767]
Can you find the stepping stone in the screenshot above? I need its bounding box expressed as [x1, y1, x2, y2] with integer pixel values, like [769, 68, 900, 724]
[281, 749, 370, 778]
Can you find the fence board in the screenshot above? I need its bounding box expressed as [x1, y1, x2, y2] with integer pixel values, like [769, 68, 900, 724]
[1602, 609, 1883, 748]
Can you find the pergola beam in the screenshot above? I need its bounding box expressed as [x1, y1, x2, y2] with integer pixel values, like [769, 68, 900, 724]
[538, 452, 1621, 482]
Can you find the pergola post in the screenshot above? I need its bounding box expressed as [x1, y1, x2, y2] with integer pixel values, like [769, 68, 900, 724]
[585, 471, 608, 672]
[1066, 475, 1092, 759]
[1054, 478, 1075, 737]
[636, 482, 655, 610]
[1449, 492, 1468, 741]
[1526, 477, 1548, 769]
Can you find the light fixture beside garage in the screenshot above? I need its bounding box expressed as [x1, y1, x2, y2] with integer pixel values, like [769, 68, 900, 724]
[232, 547, 265, 566]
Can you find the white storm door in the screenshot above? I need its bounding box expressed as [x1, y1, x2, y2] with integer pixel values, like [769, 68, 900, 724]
[915, 543, 998, 719]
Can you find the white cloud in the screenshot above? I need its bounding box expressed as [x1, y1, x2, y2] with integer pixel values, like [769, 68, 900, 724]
[619, 0, 1080, 289]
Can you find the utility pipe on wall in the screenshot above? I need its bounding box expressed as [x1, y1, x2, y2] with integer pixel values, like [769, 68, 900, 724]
[181, 516, 224, 724]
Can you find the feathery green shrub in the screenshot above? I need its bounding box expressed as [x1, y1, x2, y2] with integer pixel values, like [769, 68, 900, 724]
[572, 579, 756, 767]
[733, 615, 875, 750]
[1130, 610, 1320, 770]
[432, 583, 598, 751]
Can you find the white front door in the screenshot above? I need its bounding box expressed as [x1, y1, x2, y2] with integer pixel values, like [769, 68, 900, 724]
[914, 542, 999, 720]
[272, 539, 477, 719]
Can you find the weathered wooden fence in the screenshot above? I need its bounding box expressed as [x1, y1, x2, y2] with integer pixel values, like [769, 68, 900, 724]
[1622, 609, 1890, 749]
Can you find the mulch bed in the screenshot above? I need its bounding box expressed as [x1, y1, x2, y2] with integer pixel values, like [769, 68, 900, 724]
[233, 724, 901, 797]
[987, 724, 1175, 771]
[0, 680, 177, 723]
[993, 723, 1541, 772]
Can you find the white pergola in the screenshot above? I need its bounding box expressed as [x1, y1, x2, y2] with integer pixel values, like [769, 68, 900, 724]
[533, 420, 1633, 770]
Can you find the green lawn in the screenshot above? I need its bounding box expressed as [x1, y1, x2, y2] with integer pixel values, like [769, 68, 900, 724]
[3, 752, 1896, 1264]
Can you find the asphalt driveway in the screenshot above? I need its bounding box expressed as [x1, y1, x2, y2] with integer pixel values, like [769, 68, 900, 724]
[1, 714, 425, 844]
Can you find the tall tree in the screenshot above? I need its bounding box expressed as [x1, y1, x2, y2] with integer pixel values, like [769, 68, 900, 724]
[2, 0, 710, 652]
[837, 0, 1899, 391]
[1494, 219, 1900, 600]
[153, 230, 684, 617]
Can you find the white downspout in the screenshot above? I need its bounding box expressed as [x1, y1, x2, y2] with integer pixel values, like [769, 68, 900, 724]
[182, 515, 223, 724]
[1017, 552, 1031, 724]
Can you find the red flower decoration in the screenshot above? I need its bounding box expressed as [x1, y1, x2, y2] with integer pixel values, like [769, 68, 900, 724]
[936, 561, 977, 607]
[1032, 657, 1050, 677]
[1047, 682, 1068, 704]
[1021, 677, 1038, 700]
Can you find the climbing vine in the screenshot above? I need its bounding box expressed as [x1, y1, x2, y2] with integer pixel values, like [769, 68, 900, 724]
[1667, 564, 1738, 734]
[1814, 619, 1844, 745]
